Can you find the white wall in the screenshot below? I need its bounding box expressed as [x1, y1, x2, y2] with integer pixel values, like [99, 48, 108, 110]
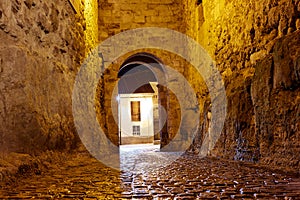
[119, 94, 154, 139]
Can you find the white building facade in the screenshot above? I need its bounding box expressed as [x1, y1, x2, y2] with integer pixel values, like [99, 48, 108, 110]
[118, 82, 158, 145]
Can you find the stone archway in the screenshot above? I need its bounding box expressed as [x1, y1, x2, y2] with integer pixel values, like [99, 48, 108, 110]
[117, 53, 170, 149]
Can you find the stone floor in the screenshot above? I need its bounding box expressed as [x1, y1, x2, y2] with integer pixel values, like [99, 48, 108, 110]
[0, 144, 299, 199]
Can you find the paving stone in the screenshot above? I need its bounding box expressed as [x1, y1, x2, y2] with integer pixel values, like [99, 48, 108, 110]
[0, 145, 299, 199]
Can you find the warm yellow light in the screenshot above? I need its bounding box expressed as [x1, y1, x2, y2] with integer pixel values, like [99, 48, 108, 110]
[84, 0, 98, 51]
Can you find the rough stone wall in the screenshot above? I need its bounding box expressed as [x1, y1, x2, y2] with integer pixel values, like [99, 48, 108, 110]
[251, 33, 300, 169]
[0, 0, 88, 154]
[84, 0, 98, 51]
[183, 0, 300, 170]
[98, 0, 185, 41]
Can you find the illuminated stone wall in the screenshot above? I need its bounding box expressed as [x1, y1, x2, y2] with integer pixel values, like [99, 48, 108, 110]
[84, 0, 98, 51]
[183, 0, 300, 170]
[0, 0, 89, 153]
[98, 0, 185, 41]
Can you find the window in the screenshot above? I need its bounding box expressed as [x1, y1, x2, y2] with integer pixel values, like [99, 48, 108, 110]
[131, 101, 141, 121]
[133, 125, 140, 136]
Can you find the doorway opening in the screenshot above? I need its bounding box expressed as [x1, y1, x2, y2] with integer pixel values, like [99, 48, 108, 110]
[117, 53, 167, 147]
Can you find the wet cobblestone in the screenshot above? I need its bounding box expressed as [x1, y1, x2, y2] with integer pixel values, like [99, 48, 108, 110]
[0, 145, 299, 199]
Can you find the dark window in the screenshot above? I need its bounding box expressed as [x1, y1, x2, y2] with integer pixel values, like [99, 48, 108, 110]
[131, 101, 141, 121]
[133, 125, 140, 136]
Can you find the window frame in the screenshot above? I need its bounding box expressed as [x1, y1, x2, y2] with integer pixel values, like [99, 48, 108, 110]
[130, 101, 141, 122]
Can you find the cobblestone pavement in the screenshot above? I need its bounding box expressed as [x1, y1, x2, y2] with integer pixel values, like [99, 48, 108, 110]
[0, 144, 299, 199]
[120, 144, 182, 173]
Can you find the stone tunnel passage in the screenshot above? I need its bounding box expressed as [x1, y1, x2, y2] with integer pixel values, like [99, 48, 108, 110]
[1, 0, 300, 199]
[114, 53, 173, 148]
[0, 149, 299, 199]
